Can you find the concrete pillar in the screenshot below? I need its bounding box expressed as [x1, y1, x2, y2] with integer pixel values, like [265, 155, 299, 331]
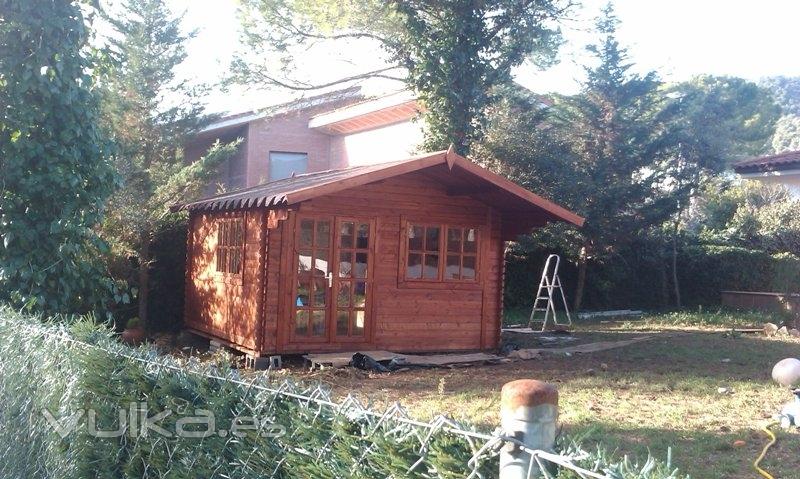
[499, 379, 559, 479]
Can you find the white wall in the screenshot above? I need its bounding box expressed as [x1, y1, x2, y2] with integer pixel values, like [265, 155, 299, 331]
[743, 171, 800, 197]
[333, 121, 425, 168]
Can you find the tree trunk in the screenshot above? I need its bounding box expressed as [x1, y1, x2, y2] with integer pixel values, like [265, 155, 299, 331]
[137, 232, 151, 332]
[573, 245, 588, 313]
[659, 259, 670, 307]
[671, 225, 682, 309]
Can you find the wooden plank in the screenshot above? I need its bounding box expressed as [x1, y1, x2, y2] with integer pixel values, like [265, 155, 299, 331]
[304, 350, 501, 368]
[507, 335, 657, 359]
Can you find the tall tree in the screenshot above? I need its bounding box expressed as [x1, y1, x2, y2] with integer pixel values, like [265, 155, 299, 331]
[760, 76, 800, 152]
[658, 76, 779, 306]
[99, 0, 234, 330]
[232, 0, 570, 154]
[552, 4, 669, 312]
[0, 0, 116, 314]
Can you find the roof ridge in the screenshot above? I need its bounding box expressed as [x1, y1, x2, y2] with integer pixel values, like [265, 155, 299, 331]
[735, 149, 800, 164]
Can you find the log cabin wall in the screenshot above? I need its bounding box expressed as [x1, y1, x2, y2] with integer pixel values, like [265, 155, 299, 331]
[185, 209, 266, 353]
[266, 171, 505, 354]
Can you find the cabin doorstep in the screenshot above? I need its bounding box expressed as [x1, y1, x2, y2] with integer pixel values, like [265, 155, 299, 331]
[173, 148, 584, 356]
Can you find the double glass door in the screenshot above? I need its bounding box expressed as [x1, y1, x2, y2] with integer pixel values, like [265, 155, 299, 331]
[293, 216, 372, 342]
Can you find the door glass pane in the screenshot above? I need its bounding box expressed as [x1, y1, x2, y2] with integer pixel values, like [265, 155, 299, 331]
[446, 255, 460, 280]
[315, 250, 329, 276]
[424, 254, 439, 279]
[338, 251, 353, 278]
[354, 252, 368, 278]
[462, 255, 477, 280]
[464, 228, 477, 253]
[407, 253, 422, 279]
[316, 221, 331, 248]
[295, 310, 309, 336]
[408, 225, 424, 251]
[356, 223, 369, 249]
[447, 228, 462, 253]
[337, 282, 351, 307]
[353, 311, 365, 336]
[311, 310, 326, 336]
[296, 279, 310, 307]
[299, 220, 313, 247]
[336, 311, 349, 336]
[339, 221, 354, 249]
[425, 226, 440, 251]
[298, 250, 312, 273]
[312, 277, 327, 306]
[353, 281, 367, 308]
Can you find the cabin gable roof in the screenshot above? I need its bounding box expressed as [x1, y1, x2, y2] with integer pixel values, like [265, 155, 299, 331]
[173, 149, 584, 234]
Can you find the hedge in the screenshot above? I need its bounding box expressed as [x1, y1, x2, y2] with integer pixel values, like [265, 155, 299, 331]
[505, 242, 800, 311]
[0, 307, 685, 478]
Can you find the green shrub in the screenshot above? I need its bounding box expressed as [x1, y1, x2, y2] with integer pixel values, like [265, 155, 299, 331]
[505, 242, 800, 312]
[676, 245, 800, 306]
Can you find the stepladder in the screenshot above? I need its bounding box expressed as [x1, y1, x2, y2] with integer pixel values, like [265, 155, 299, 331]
[528, 254, 572, 332]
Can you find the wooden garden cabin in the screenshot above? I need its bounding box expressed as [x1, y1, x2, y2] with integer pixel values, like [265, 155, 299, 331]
[174, 148, 584, 356]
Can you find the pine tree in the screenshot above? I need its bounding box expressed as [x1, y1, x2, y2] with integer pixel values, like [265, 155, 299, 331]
[99, 0, 235, 330]
[554, 3, 668, 312]
[0, 0, 116, 314]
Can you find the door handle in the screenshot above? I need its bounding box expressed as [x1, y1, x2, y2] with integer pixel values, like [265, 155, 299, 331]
[326, 271, 333, 288]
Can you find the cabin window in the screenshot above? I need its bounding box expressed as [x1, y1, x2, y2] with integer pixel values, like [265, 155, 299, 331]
[405, 223, 479, 282]
[216, 217, 244, 275]
[444, 227, 478, 280]
[269, 151, 308, 181]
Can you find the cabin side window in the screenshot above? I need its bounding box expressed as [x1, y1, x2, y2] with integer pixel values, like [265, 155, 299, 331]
[216, 217, 244, 275]
[405, 222, 479, 282]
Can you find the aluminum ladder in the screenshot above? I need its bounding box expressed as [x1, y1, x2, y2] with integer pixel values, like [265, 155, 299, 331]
[528, 254, 572, 331]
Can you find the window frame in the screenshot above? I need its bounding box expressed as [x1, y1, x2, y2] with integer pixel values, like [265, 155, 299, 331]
[398, 217, 482, 289]
[215, 215, 245, 280]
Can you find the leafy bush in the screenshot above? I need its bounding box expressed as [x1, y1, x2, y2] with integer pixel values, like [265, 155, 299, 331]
[0, 307, 687, 478]
[676, 245, 800, 306]
[505, 242, 800, 312]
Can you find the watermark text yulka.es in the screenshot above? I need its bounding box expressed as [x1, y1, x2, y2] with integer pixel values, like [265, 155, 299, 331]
[42, 402, 286, 439]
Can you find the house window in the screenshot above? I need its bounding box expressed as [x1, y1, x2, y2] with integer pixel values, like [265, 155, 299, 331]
[216, 217, 244, 275]
[269, 151, 308, 181]
[405, 223, 479, 281]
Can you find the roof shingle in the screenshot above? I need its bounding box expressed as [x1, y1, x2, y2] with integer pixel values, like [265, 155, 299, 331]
[733, 150, 800, 173]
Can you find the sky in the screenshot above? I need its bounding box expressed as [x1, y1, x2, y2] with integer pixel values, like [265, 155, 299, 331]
[167, 0, 800, 114]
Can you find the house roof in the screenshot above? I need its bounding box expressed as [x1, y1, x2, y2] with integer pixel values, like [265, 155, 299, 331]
[733, 150, 800, 174]
[308, 90, 421, 134]
[196, 87, 365, 137]
[173, 148, 584, 236]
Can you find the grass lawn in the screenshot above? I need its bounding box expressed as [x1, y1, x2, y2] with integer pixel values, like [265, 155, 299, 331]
[291, 310, 800, 478]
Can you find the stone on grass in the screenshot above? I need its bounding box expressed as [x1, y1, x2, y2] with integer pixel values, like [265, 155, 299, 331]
[764, 323, 779, 337]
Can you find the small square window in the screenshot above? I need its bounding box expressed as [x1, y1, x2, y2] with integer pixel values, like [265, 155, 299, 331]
[269, 152, 308, 181]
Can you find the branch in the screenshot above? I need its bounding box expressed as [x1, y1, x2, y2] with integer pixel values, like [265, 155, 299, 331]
[251, 66, 406, 92]
[278, 21, 395, 50]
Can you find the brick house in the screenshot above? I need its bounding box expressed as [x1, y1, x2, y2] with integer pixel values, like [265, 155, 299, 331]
[186, 87, 425, 192]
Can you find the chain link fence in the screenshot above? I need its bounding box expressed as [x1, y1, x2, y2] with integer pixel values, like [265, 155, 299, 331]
[0, 307, 684, 478]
